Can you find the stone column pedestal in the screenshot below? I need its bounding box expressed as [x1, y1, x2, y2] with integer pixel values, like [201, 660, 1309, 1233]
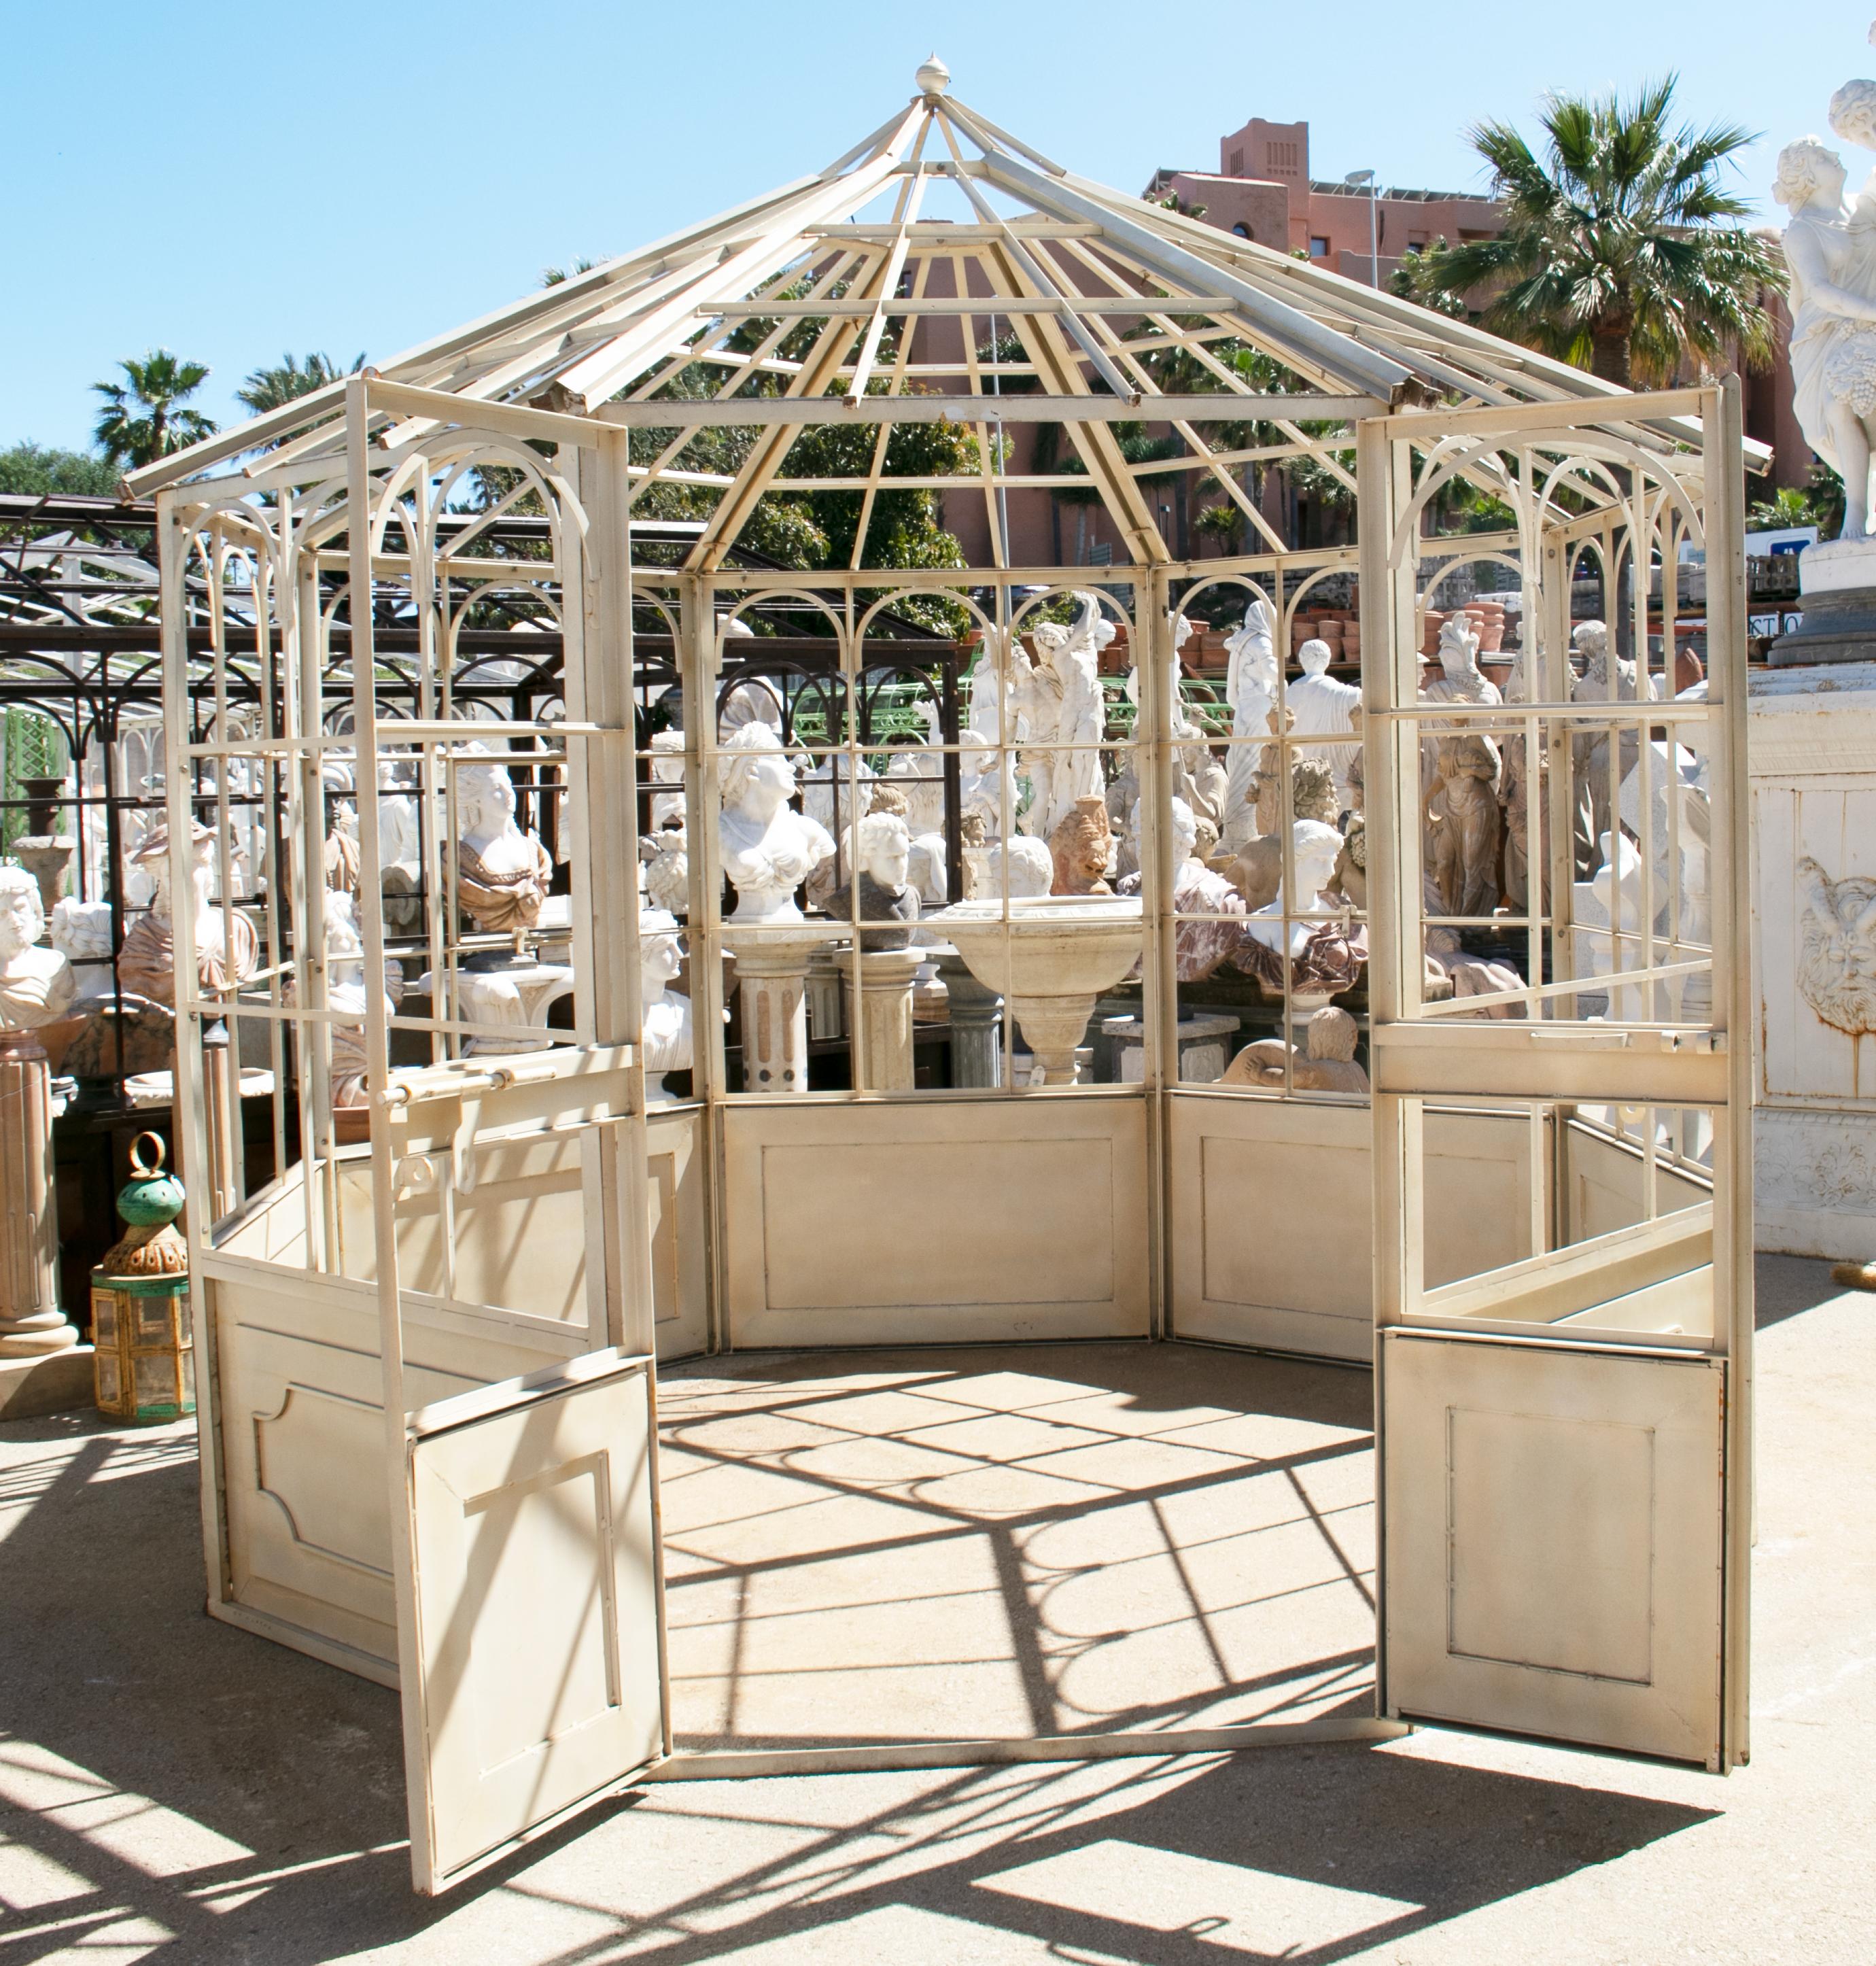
[0, 1028, 90, 1417]
[934, 948, 1003, 1088]
[840, 948, 922, 1092]
[733, 935, 824, 1095]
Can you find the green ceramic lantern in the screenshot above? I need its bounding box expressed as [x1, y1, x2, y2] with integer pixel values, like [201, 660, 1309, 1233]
[91, 1131, 193, 1424]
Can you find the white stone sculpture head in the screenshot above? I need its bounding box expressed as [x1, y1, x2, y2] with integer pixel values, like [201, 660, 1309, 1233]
[131, 820, 213, 921]
[1297, 638, 1334, 678]
[1290, 819, 1345, 904]
[1306, 1005, 1359, 1062]
[1132, 795, 1198, 871]
[1438, 613, 1480, 678]
[1170, 612, 1192, 653]
[1830, 78, 1876, 152]
[639, 908, 682, 1003]
[0, 867, 44, 962]
[985, 836, 1054, 899]
[456, 755, 519, 839]
[1774, 135, 1848, 212]
[718, 724, 797, 821]
[1573, 619, 1610, 670]
[856, 811, 911, 894]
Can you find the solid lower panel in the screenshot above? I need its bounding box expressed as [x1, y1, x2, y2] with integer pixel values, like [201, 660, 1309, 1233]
[403, 1356, 663, 1893]
[1381, 1331, 1724, 1766]
[647, 1106, 709, 1359]
[720, 1096, 1151, 1347]
[1169, 1095, 1538, 1360]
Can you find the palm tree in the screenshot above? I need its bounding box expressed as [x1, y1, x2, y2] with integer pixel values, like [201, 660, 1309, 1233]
[1395, 77, 1780, 387]
[1745, 485, 1820, 531]
[237, 351, 365, 413]
[92, 350, 217, 468]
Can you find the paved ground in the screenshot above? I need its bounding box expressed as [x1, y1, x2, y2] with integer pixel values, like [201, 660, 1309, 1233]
[0, 1254, 1869, 1962]
[659, 1345, 1374, 1748]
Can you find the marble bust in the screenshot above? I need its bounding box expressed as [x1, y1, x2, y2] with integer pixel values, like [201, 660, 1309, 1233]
[455, 754, 555, 943]
[639, 909, 694, 1097]
[0, 867, 75, 1032]
[718, 725, 835, 925]
[1243, 819, 1347, 961]
[118, 821, 259, 1007]
[824, 812, 920, 949]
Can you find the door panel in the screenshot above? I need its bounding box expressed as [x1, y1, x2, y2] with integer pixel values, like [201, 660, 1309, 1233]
[400, 1350, 663, 1895]
[1359, 383, 1750, 1771]
[1382, 1332, 1724, 1766]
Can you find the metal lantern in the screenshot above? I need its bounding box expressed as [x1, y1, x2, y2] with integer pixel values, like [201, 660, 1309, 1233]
[91, 1131, 192, 1423]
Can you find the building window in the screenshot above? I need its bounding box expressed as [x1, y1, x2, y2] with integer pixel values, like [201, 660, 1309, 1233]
[1232, 222, 1251, 238]
[1230, 148, 1244, 175]
[1266, 140, 1298, 175]
[1309, 237, 1330, 258]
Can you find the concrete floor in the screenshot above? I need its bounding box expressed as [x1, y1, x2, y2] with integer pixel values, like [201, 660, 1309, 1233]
[0, 1254, 1869, 1962]
[659, 1345, 1374, 1748]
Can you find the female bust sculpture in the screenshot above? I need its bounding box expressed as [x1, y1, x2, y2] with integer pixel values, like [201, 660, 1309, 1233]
[0, 868, 75, 1032]
[1776, 132, 1876, 536]
[1235, 818, 1363, 1002]
[455, 755, 555, 942]
[118, 821, 258, 1006]
[718, 725, 835, 925]
[639, 909, 693, 1098]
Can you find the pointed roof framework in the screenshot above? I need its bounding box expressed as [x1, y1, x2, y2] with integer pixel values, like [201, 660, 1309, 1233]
[132, 60, 1758, 566]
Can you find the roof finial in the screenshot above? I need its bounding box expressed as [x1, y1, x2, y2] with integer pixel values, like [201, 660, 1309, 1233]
[916, 53, 950, 97]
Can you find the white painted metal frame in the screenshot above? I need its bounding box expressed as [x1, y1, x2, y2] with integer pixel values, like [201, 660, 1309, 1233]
[138, 77, 1754, 1893]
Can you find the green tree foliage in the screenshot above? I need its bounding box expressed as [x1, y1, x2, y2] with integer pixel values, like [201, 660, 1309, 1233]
[0, 443, 122, 496]
[1393, 77, 1781, 385]
[623, 273, 977, 627]
[92, 350, 217, 468]
[1748, 466, 1842, 534]
[1388, 241, 1469, 319]
[236, 351, 365, 414]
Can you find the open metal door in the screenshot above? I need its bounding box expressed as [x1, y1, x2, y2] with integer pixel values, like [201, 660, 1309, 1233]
[372, 1053, 668, 1894]
[1359, 383, 1752, 1770]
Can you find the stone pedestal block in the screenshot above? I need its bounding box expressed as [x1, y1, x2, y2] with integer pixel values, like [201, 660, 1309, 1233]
[839, 948, 922, 1092]
[1750, 659, 1876, 1258]
[734, 940, 820, 1094]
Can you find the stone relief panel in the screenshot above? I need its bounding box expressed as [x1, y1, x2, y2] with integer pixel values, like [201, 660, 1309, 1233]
[1756, 784, 1876, 1102]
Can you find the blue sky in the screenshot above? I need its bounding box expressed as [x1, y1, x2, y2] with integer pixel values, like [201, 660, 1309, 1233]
[2, 0, 1858, 453]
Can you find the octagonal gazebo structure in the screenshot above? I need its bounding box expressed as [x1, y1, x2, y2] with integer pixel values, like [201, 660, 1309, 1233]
[131, 63, 1756, 1893]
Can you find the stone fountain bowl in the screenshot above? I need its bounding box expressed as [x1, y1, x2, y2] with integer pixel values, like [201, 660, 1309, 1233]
[929, 895, 1144, 998]
[928, 895, 1143, 1083]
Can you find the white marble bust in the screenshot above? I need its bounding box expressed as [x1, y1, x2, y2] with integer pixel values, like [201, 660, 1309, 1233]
[455, 754, 554, 939]
[1245, 820, 1346, 959]
[640, 909, 693, 1096]
[718, 725, 835, 925]
[0, 867, 75, 1032]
